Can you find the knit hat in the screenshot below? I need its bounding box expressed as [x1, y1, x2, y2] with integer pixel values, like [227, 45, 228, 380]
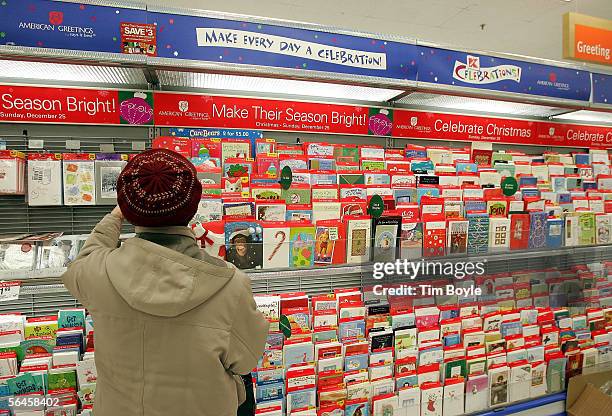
[117, 148, 202, 227]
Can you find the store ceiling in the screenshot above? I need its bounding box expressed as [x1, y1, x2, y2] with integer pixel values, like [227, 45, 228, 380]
[145, 0, 612, 66]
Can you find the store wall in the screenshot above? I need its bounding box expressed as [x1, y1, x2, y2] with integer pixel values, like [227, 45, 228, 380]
[145, 0, 612, 63]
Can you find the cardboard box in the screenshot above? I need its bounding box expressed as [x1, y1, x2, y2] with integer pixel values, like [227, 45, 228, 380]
[566, 371, 612, 416]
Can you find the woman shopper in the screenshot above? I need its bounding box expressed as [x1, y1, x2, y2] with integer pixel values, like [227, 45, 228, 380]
[62, 148, 269, 416]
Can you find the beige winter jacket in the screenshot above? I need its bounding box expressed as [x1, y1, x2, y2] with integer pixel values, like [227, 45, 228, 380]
[62, 214, 269, 416]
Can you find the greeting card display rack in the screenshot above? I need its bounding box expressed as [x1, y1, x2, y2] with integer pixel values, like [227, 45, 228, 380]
[0, 2, 610, 415]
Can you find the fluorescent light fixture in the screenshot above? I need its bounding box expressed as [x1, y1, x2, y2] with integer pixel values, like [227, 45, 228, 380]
[157, 71, 404, 102]
[0, 59, 148, 86]
[553, 110, 612, 124]
[396, 92, 569, 117]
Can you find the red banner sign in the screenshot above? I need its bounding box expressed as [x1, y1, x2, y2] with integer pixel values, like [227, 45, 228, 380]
[153, 92, 392, 136]
[0, 85, 120, 124]
[393, 109, 612, 149]
[1, 85, 610, 149]
[0, 85, 154, 126]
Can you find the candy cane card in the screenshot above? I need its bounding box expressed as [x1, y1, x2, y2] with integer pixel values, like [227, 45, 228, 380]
[263, 223, 290, 269]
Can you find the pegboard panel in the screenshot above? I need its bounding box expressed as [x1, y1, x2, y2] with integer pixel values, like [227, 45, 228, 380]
[0, 123, 150, 235]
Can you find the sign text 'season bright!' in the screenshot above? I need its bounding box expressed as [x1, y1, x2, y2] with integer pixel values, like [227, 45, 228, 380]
[563, 12, 612, 66]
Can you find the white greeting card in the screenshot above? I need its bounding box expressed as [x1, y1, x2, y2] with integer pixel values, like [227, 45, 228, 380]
[263, 226, 290, 269]
[421, 385, 443, 416]
[27, 159, 62, 206]
[397, 386, 420, 416]
[63, 159, 95, 205]
[443, 381, 465, 416]
[509, 363, 531, 403]
[312, 201, 341, 223]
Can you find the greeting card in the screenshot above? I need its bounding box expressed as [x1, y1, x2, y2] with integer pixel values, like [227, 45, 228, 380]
[27, 154, 62, 206]
[62, 154, 96, 206]
[256, 201, 286, 222]
[191, 138, 222, 167]
[372, 216, 401, 262]
[290, 225, 316, 268]
[420, 383, 443, 416]
[488, 218, 510, 250]
[94, 154, 127, 205]
[528, 211, 547, 249]
[423, 221, 446, 257]
[346, 217, 371, 264]
[222, 139, 251, 162]
[465, 374, 488, 413]
[314, 221, 346, 266]
[447, 220, 468, 255]
[467, 213, 489, 255]
[224, 221, 263, 270]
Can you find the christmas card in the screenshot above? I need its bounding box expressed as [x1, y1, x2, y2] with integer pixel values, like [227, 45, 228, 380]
[224, 221, 263, 270]
[400, 221, 423, 259]
[62, 154, 96, 205]
[465, 374, 488, 413]
[256, 153, 280, 178]
[423, 221, 446, 257]
[372, 216, 401, 262]
[578, 212, 596, 245]
[27, 154, 62, 206]
[528, 211, 547, 249]
[467, 213, 489, 255]
[488, 217, 511, 250]
[421, 382, 443, 416]
[447, 220, 468, 255]
[256, 200, 286, 222]
[262, 221, 290, 269]
[345, 217, 371, 264]
[222, 139, 251, 162]
[290, 225, 316, 268]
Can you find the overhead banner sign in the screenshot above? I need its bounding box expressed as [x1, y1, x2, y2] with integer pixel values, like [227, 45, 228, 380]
[0, 0, 153, 56]
[154, 92, 394, 136]
[0, 85, 153, 125]
[148, 11, 418, 81]
[563, 13, 611, 66]
[592, 73, 612, 106]
[393, 110, 612, 149]
[417, 46, 592, 102]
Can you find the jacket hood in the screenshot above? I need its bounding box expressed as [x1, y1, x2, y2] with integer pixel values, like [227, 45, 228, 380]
[106, 237, 236, 317]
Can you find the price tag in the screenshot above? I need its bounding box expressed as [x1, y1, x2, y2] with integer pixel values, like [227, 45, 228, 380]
[28, 139, 44, 149]
[328, 227, 339, 241]
[131, 141, 146, 151]
[0, 281, 21, 302]
[100, 144, 115, 153]
[66, 140, 80, 150]
[0, 140, 6, 150]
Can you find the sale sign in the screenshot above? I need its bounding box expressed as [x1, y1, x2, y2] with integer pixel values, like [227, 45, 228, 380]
[393, 109, 612, 149]
[154, 92, 394, 136]
[0, 85, 153, 126]
[121, 22, 157, 56]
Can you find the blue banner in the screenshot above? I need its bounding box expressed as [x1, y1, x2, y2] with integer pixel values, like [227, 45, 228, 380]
[0, 0, 147, 54]
[149, 11, 418, 81]
[592, 73, 612, 106]
[417, 46, 592, 102]
[170, 128, 263, 157]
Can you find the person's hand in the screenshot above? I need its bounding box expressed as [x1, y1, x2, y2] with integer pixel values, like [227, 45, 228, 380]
[111, 205, 124, 221]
